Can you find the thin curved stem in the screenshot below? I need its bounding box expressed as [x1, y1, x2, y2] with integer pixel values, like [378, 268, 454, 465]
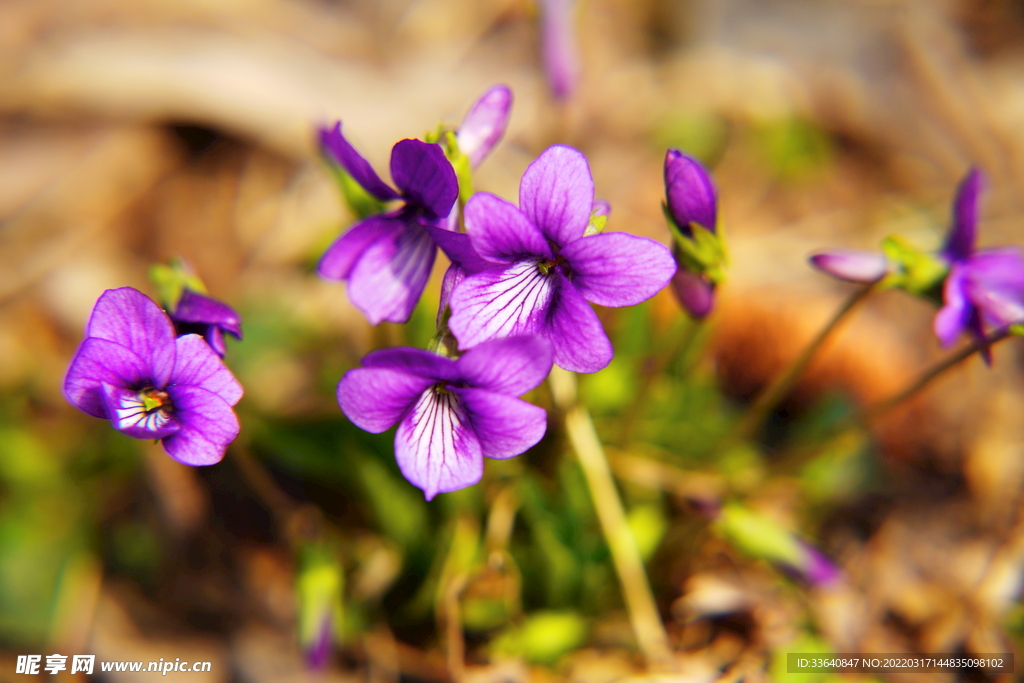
[861, 329, 1011, 421]
[738, 283, 875, 438]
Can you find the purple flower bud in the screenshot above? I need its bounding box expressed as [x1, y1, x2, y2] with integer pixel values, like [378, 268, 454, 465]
[664, 150, 717, 235]
[799, 544, 842, 586]
[169, 289, 243, 358]
[457, 85, 513, 169]
[591, 199, 611, 217]
[670, 267, 715, 319]
[809, 249, 889, 284]
[64, 288, 243, 465]
[446, 145, 676, 373]
[539, 0, 579, 100]
[338, 337, 553, 499]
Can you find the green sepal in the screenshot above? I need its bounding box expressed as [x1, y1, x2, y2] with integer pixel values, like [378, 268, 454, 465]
[664, 203, 728, 284]
[1010, 324, 1024, 337]
[148, 258, 207, 311]
[583, 207, 607, 237]
[329, 165, 387, 220]
[880, 235, 948, 302]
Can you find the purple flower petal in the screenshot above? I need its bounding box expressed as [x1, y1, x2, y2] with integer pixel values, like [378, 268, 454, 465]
[670, 268, 715, 319]
[319, 122, 400, 202]
[664, 150, 717, 233]
[454, 388, 547, 459]
[545, 272, 613, 373]
[458, 85, 512, 169]
[85, 287, 176, 388]
[173, 290, 242, 339]
[206, 325, 227, 358]
[464, 192, 552, 263]
[963, 247, 1024, 327]
[456, 336, 553, 396]
[318, 214, 404, 281]
[801, 546, 842, 586]
[361, 347, 458, 382]
[64, 337, 152, 418]
[338, 367, 436, 433]
[169, 334, 244, 407]
[934, 262, 970, 347]
[101, 383, 180, 439]
[394, 387, 483, 500]
[540, 0, 579, 100]
[448, 260, 555, 350]
[348, 221, 437, 325]
[592, 200, 611, 217]
[161, 385, 240, 466]
[519, 145, 594, 247]
[943, 167, 983, 262]
[561, 232, 676, 307]
[809, 249, 889, 283]
[390, 139, 458, 219]
[423, 225, 493, 275]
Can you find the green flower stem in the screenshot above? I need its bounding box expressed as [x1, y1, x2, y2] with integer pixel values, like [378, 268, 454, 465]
[860, 328, 1011, 421]
[738, 283, 875, 438]
[550, 368, 676, 671]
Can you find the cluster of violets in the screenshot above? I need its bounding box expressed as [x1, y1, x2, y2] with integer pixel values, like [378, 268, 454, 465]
[811, 168, 1024, 354]
[321, 86, 677, 499]
[61, 85, 1024, 500]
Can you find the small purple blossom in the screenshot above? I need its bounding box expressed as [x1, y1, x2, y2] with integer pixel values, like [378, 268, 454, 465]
[539, 0, 580, 100]
[809, 249, 890, 284]
[663, 150, 720, 319]
[318, 124, 460, 324]
[457, 85, 513, 170]
[169, 289, 242, 358]
[447, 146, 676, 373]
[338, 337, 552, 500]
[934, 168, 1024, 347]
[64, 287, 243, 465]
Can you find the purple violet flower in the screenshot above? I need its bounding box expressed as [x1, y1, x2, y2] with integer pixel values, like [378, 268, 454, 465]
[457, 85, 513, 170]
[934, 168, 1024, 347]
[663, 150, 720, 320]
[64, 287, 243, 465]
[318, 124, 461, 324]
[539, 0, 580, 100]
[338, 337, 552, 500]
[447, 146, 676, 373]
[809, 249, 890, 284]
[169, 289, 242, 358]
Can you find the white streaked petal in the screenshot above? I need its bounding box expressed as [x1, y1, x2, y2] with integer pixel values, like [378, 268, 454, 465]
[101, 384, 179, 439]
[395, 386, 482, 500]
[448, 259, 555, 349]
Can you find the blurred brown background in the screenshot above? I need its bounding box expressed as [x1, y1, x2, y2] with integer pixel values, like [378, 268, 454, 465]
[3, 0, 1024, 681]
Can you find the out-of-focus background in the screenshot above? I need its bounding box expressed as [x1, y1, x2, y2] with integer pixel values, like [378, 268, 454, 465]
[3, 0, 1024, 681]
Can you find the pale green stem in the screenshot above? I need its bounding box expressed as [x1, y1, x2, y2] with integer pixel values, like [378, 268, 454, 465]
[550, 368, 676, 671]
[738, 283, 874, 438]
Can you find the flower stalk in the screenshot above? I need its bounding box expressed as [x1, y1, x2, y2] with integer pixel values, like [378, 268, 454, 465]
[550, 367, 675, 671]
[861, 328, 1011, 421]
[739, 283, 875, 438]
